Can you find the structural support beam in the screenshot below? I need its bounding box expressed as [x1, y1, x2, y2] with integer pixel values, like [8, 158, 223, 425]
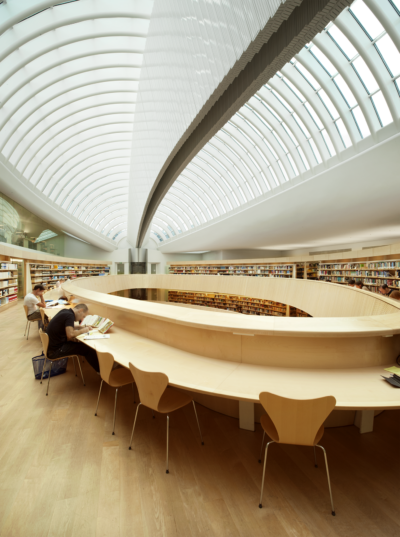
[239, 401, 255, 432]
[354, 410, 375, 434]
[136, 0, 352, 247]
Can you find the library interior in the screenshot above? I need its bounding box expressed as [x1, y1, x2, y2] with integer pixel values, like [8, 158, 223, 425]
[1, 1, 400, 536]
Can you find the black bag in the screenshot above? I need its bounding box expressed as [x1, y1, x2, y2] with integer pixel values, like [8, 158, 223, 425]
[32, 352, 68, 380]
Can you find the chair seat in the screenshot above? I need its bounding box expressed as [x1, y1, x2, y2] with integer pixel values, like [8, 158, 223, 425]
[260, 413, 325, 446]
[157, 387, 192, 414]
[108, 367, 135, 388]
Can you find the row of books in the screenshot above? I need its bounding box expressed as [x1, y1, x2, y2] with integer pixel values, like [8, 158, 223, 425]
[0, 263, 18, 270]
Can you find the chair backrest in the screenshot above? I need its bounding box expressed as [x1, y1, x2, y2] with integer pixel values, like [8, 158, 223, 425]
[96, 351, 115, 384]
[129, 362, 169, 411]
[39, 329, 49, 357]
[39, 308, 46, 324]
[23, 305, 29, 319]
[259, 392, 336, 446]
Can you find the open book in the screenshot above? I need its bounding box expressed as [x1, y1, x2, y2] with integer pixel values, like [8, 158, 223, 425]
[81, 315, 114, 334]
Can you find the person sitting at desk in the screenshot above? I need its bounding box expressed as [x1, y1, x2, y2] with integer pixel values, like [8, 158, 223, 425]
[379, 283, 393, 297]
[355, 280, 370, 291]
[389, 290, 400, 301]
[46, 304, 100, 373]
[24, 284, 46, 327]
[56, 279, 68, 300]
[347, 279, 356, 287]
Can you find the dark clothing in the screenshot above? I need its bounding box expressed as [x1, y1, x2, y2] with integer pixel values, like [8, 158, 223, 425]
[49, 341, 100, 373]
[46, 309, 100, 373]
[387, 289, 393, 296]
[47, 309, 75, 355]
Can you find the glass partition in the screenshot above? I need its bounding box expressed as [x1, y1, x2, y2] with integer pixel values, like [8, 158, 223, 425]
[0, 191, 65, 256]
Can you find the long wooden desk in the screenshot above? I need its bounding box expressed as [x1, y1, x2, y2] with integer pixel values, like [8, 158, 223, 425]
[45, 276, 400, 434]
[78, 326, 400, 411]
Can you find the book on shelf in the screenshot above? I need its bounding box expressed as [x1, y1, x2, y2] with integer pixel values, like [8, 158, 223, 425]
[81, 315, 114, 334]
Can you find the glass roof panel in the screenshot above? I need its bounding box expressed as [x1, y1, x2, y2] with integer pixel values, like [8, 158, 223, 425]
[321, 129, 336, 157]
[282, 78, 306, 102]
[335, 118, 352, 148]
[350, 0, 384, 40]
[375, 34, 400, 77]
[389, 0, 400, 13]
[317, 89, 339, 119]
[371, 90, 393, 126]
[327, 24, 358, 60]
[308, 138, 322, 164]
[333, 75, 357, 108]
[292, 113, 311, 138]
[294, 62, 321, 90]
[309, 45, 338, 76]
[304, 102, 324, 130]
[352, 105, 371, 138]
[352, 56, 379, 94]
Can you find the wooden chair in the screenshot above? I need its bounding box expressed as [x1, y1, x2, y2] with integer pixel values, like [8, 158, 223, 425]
[23, 305, 39, 340]
[95, 351, 136, 436]
[39, 307, 49, 330]
[128, 362, 204, 474]
[258, 392, 336, 515]
[39, 329, 85, 396]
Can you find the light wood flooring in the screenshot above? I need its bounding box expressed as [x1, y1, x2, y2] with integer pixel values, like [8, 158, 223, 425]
[1, 303, 399, 537]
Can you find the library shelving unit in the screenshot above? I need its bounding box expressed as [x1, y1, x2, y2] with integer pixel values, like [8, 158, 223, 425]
[169, 264, 295, 278]
[29, 262, 110, 287]
[167, 291, 310, 317]
[319, 261, 400, 292]
[0, 262, 18, 311]
[307, 263, 319, 280]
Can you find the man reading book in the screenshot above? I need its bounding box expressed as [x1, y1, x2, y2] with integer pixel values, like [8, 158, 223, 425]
[46, 304, 100, 373]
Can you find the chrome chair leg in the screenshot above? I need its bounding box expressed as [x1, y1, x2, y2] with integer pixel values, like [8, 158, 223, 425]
[76, 356, 85, 386]
[24, 320, 28, 337]
[192, 401, 204, 445]
[317, 445, 335, 516]
[128, 402, 142, 450]
[166, 415, 170, 474]
[40, 356, 47, 384]
[132, 382, 136, 404]
[46, 361, 53, 396]
[259, 440, 274, 508]
[313, 446, 318, 468]
[112, 388, 118, 435]
[259, 430, 265, 463]
[27, 322, 30, 340]
[94, 380, 103, 416]
[72, 356, 77, 376]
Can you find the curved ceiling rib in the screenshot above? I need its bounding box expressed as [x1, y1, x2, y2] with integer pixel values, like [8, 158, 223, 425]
[0, 0, 152, 248]
[151, 0, 400, 245]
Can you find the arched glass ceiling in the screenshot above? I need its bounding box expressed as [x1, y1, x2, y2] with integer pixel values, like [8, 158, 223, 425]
[0, 0, 152, 245]
[151, 0, 400, 243]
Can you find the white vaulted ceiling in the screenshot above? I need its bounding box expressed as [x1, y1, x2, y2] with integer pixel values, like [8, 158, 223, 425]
[1, 0, 400, 254]
[0, 0, 152, 249]
[151, 0, 400, 246]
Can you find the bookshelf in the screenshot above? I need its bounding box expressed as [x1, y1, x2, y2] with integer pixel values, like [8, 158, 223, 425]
[319, 261, 400, 292]
[169, 264, 295, 278]
[167, 291, 310, 317]
[0, 262, 18, 311]
[29, 262, 110, 288]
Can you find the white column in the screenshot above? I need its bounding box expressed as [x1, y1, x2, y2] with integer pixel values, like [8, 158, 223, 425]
[354, 410, 374, 433]
[239, 401, 255, 431]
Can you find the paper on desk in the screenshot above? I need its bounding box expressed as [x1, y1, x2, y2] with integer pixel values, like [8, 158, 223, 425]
[384, 366, 400, 374]
[84, 334, 110, 340]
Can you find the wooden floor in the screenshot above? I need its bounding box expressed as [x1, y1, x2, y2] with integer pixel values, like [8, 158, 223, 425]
[1, 303, 399, 537]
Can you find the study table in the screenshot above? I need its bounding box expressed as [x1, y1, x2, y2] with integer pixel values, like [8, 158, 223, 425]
[44, 274, 400, 434]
